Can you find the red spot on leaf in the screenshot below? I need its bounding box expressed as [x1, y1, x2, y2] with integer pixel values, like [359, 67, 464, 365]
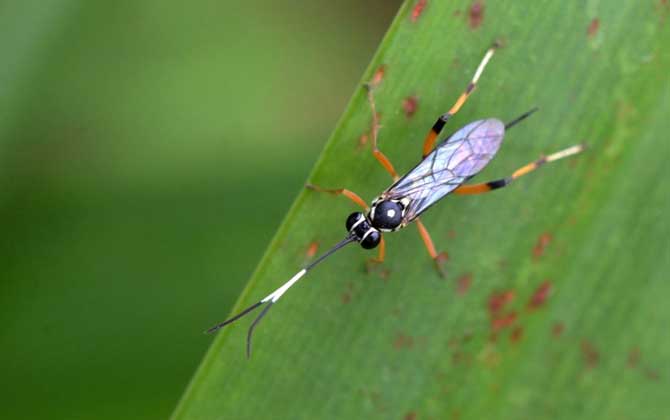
[491, 311, 517, 332]
[488, 290, 515, 315]
[468, 1, 485, 29]
[527, 280, 553, 309]
[510, 326, 524, 343]
[305, 241, 319, 258]
[587, 18, 600, 38]
[552, 322, 565, 338]
[410, 0, 427, 23]
[532, 232, 553, 260]
[456, 273, 473, 295]
[370, 65, 386, 88]
[627, 347, 641, 368]
[403, 95, 419, 117]
[581, 340, 599, 369]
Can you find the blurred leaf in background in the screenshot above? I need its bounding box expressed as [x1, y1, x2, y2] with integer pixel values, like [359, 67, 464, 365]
[0, 1, 401, 419]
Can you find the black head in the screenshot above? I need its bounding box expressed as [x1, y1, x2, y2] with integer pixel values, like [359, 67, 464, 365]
[369, 199, 403, 231]
[345, 212, 381, 249]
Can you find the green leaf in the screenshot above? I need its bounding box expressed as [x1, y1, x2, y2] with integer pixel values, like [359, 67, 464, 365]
[174, 1, 670, 419]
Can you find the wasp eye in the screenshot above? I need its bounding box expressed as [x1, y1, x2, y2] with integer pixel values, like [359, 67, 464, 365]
[345, 212, 364, 232]
[360, 229, 381, 249]
[370, 200, 402, 230]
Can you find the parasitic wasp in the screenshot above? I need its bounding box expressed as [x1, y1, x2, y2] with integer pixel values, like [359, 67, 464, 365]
[207, 43, 584, 357]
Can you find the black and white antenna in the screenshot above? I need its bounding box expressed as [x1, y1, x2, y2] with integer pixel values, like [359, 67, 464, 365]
[206, 234, 357, 358]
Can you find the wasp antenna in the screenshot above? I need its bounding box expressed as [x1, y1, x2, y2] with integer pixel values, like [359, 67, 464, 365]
[505, 107, 539, 130]
[246, 302, 274, 358]
[205, 300, 264, 334]
[206, 235, 357, 355]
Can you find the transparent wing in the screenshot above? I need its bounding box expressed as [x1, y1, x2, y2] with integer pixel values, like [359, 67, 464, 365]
[384, 119, 505, 222]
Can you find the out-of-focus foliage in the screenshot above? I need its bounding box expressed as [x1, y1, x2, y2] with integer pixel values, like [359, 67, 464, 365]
[0, 1, 400, 419]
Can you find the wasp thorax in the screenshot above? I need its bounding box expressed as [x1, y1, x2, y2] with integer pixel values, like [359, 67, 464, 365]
[345, 212, 381, 249]
[369, 200, 403, 231]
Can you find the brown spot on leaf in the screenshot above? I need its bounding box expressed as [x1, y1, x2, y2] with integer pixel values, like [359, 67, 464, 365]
[527, 280, 553, 309]
[532, 232, 553, 260]
[645, 368, 661, 381]
[403, 95, 419, 117]
[587, 18, 600, 38]
[366, 261, 391, 281]
[452, 350, 473, 366]
[627, 347, 641, 368]
[405, 412, 418, 420]
[368, 390, 386, 412]
[510, 326, 524, 343]
[341, 283, 353, 304]
[657, 0, 669, 25]
[581, 340, 599, 369]
[357, 133, 369, 150]
[393, 332, 414, 350]
[552, 322, 565, 338]
[410, 0, 427, 23]
[468, 1, 485, 29]
[456, 273, 472, 295]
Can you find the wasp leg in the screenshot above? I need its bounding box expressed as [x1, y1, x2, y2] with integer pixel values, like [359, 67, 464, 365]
[422, 43, 498, 158]
[365, 236, 386, 273]
[305, 184, 369, 210]
[453, 144, 585, 195]
[364, 84, 399, 180]
[415, 218, 448, 278]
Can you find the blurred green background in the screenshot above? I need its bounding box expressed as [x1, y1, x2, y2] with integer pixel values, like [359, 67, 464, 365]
[0, 1, 401, 419]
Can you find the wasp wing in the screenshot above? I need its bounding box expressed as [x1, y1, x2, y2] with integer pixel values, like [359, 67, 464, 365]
[383, 119, 505, 223]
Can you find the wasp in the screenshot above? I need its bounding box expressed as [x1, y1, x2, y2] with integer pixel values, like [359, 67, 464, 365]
[208, 44, 583, 357]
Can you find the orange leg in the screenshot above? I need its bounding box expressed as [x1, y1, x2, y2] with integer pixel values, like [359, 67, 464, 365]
[365, 236, 388, 276]
[364, 84, 399, 181]
[422, 43, 498, 158]
[305, 184, 368, 210]
[306, 183, 385, 270]
[415, 218, 448, 277]
[454, 144, 585, 195]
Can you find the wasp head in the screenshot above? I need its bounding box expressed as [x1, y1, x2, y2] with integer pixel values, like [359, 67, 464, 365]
[345, 212, 381, 249]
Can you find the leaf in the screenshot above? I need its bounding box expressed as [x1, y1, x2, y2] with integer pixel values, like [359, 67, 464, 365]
[173, 1, 670, 419]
